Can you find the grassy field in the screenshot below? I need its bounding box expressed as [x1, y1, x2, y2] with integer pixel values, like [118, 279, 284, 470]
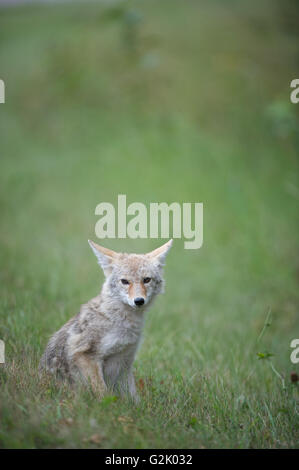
[0, 0, 298, 449]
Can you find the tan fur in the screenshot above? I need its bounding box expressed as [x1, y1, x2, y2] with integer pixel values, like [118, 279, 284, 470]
[139, 282, 147, 298]
[74, 352, 107, 395]
[39, 240, 172, 402]
[128, 282, 134, 299]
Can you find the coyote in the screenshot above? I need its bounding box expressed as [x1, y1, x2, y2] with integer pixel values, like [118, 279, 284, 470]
[39, 239, 172, 402]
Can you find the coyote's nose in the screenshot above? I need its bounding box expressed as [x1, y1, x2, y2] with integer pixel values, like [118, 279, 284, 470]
[134, 297, 145, 306]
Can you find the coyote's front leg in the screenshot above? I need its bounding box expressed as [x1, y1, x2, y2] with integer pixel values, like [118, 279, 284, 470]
[127, 370, 140, 404]
[74, 353, 107, 398]
[119, 368, 140, 404]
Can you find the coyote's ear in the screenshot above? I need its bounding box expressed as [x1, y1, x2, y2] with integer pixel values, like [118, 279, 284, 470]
[146, 239, 173, 266]
[88, 240, 118, 277]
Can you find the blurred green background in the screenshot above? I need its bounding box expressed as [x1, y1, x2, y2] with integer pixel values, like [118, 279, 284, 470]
[0, 0, 298, 448]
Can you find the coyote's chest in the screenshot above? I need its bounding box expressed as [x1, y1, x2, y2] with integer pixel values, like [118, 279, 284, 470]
[101, 321, 142, 357]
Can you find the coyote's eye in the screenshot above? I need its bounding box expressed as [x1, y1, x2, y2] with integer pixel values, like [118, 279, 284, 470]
[143, 277, 151, 284]
[121, 279, 129, 285]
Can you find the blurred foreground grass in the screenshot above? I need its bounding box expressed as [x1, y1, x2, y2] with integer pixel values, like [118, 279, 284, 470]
[0, 0, 298, 448]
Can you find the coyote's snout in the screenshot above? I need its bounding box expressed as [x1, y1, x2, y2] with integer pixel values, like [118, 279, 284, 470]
[39, 239, 172, 402]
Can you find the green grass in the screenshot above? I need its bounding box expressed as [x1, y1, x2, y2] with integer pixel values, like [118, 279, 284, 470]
[0, 0, 298, 448]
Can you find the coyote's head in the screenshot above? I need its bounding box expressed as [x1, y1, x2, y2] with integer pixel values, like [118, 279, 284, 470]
[88, 239, 172, 310]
